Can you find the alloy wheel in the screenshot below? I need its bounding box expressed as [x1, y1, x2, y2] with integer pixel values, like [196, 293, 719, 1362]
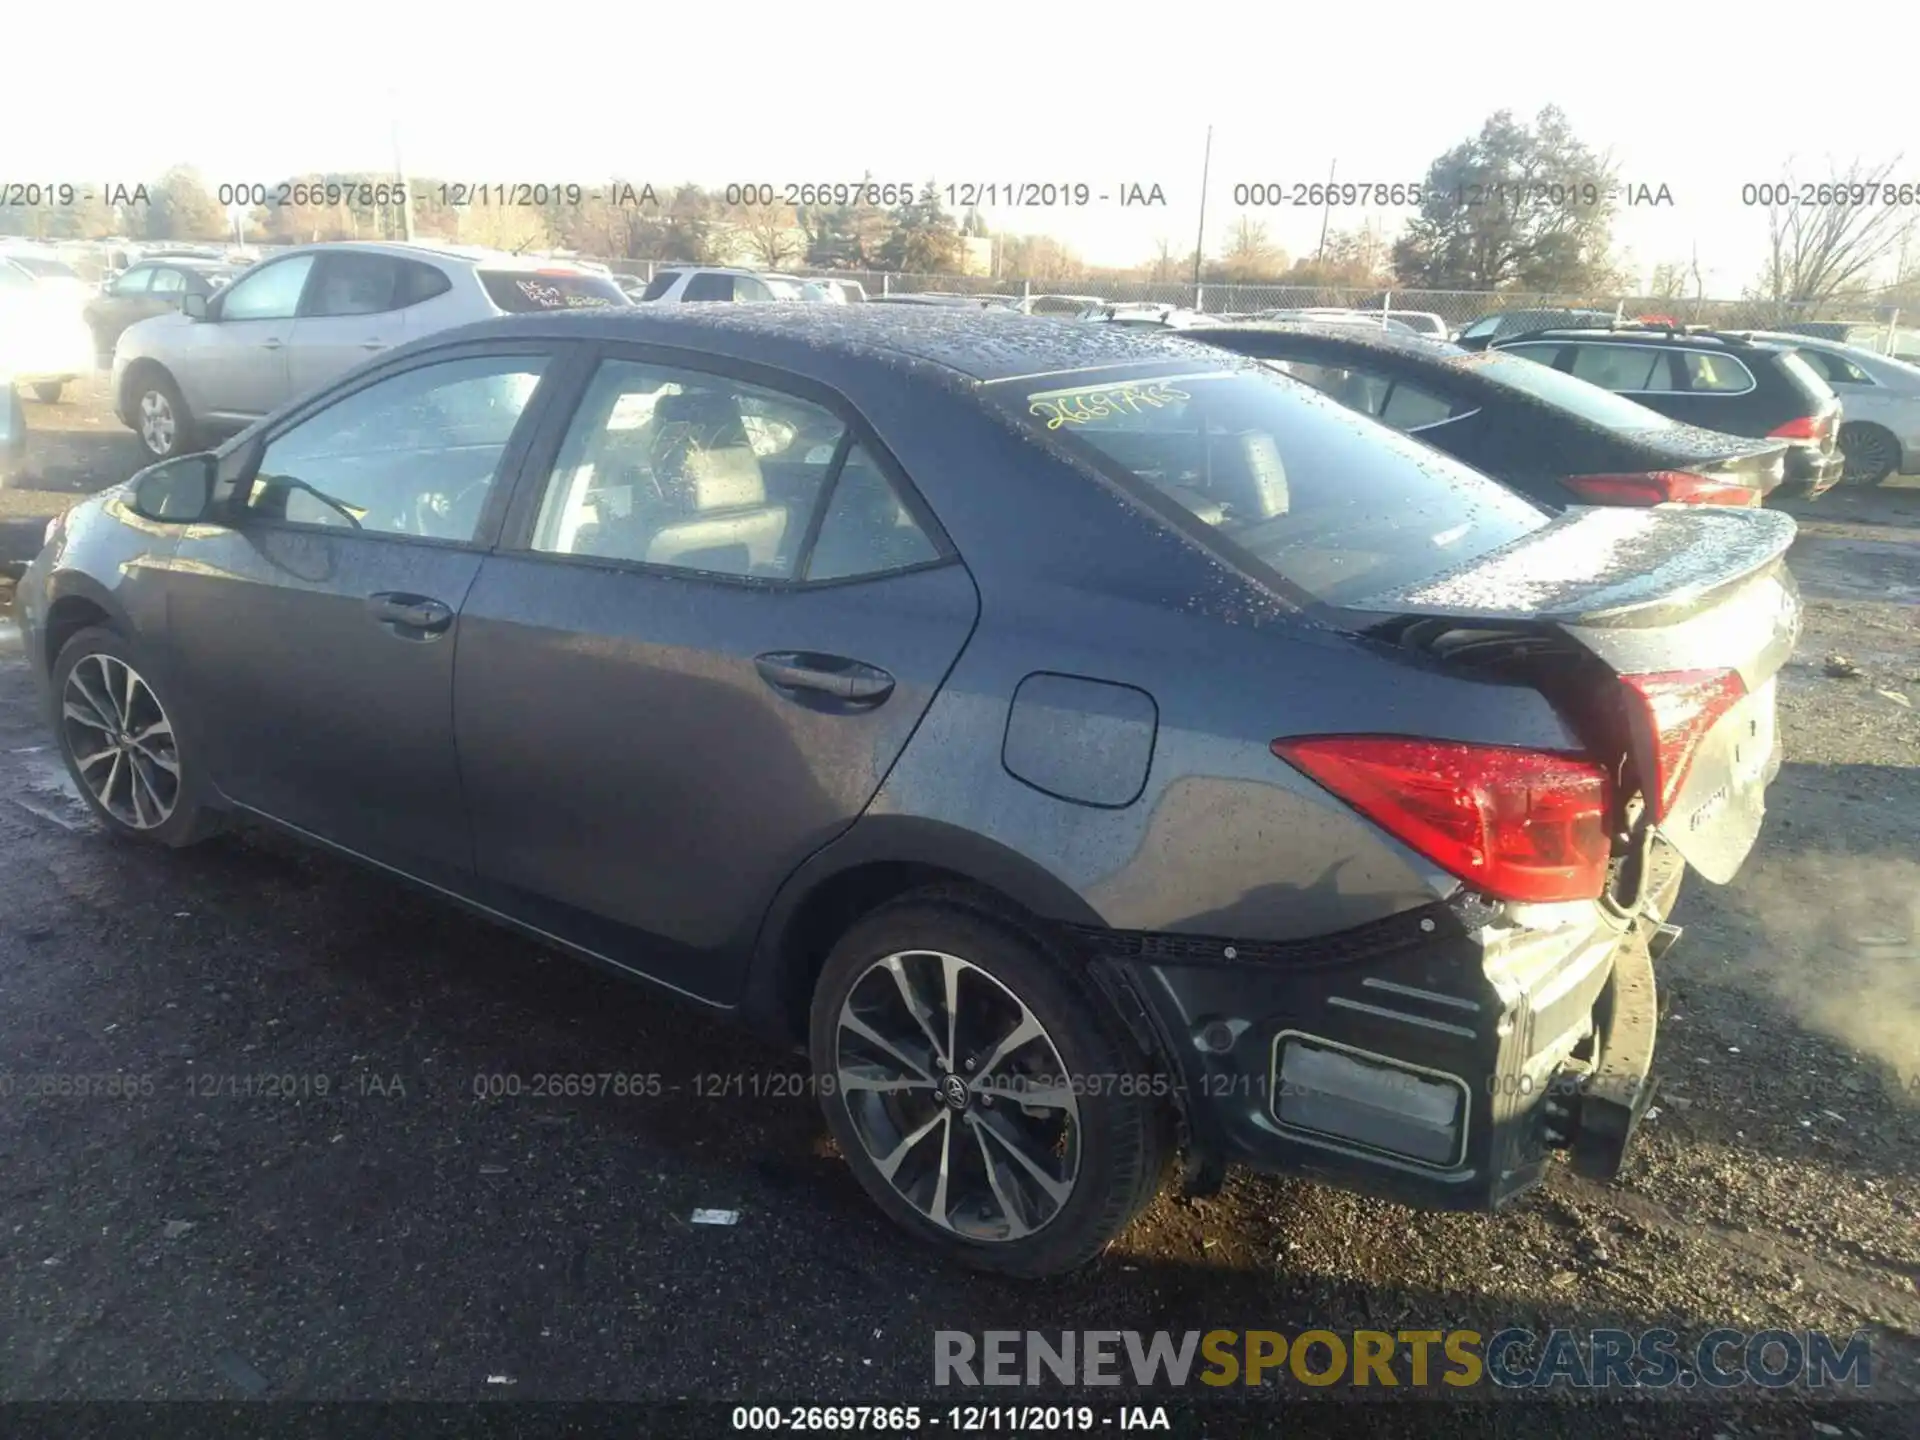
[835, 949, 1081, 1242]
[1840, 424, 1897, 485]
[138, 390, 176, 455]
[61, 652, 181, 830]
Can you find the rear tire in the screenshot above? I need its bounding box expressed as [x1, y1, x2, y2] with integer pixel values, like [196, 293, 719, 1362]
[51, 626, 221, 847]
[32, 380, 67, 404]
[127, 369, 195, 460]
[810, 888, 1171, 1277]
[1839, 422, 1899, 486]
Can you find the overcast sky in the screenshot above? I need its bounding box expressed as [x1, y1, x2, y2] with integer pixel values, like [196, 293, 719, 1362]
[4, 0, 1912, 292]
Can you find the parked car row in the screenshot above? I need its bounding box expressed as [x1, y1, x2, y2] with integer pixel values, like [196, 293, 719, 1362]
[21, 302, 1799, 1277]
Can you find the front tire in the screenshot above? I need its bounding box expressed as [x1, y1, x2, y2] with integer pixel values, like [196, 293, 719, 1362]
[810, 889, 1171, 1277]
[51, 626, 220, 847]
[127, 369, 195, 460]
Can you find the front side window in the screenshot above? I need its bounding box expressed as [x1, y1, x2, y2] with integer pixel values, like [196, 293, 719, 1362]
[244, 355, 547, 541]
[1795, 348, 1872, 386]
[994, 367, 1547, 605]
[531, 359, 849, 580]
[149, 268, 186, 297]
[220, 256, 317, 321]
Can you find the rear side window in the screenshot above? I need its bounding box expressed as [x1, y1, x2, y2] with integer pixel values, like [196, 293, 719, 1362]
[305, 253, 406, 316]
[400, 261, 453, 307]
[996, 368, 1547, 605]
[681, 272, 735, 302]
[806, 447, 940, 580]
[1677, 352, 1756, 393]
[1569, 344, 1667, 391]
[639, 269, 683, 301]
[478, 269, 627, 312]
[113, 266, 154, 295]
[150, 269, 185, 296]
[1458, 351, 1681, 432]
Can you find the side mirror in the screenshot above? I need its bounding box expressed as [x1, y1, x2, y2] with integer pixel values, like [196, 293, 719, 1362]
[182, 291, 209, 321]
[129, 453, 217, 523]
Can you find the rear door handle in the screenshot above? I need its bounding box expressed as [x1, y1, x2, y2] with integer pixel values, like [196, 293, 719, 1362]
[261, 339, 284, 351]
[754, 652, 895, 706]
[368, 591, 454, 636]
[360, 341, 387, 350]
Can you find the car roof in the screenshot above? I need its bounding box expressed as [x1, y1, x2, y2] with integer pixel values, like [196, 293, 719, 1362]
[1495, 325, 1792, 352]
[258, 240, 598, 271]
[1187, 319, 1467, 362]
[416, 304, 1235, 386]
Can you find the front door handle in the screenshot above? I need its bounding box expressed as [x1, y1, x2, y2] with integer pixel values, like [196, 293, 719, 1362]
[755, 652, 895, 706]
[261, 339, 284, 351]
[368, 592, 454, 636]
[360, 341, 387, 350]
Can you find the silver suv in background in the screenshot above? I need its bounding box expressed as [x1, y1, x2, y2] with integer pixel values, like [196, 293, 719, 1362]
[637, 267, 815, 302]
[110, 242, 629, 459]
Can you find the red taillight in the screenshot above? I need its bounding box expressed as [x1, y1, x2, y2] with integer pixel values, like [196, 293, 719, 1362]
[1618, 669, 1748, 820]
[1561, 471, 1759, 506]
[1271, 737, 1612, 904]
[1767, 413, 1833, 441]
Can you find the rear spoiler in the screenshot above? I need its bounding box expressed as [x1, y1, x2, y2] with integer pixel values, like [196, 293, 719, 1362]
[1343, 506, 1798, 627]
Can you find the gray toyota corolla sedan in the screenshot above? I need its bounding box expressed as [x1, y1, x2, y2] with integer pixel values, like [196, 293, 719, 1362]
[16, 306, 1797, 1277]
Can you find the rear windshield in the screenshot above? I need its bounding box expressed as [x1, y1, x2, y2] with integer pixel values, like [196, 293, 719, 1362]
[1453, 350, 1681, 431]
[478, 269, 628, 312]
[996, 367, 1549, 605]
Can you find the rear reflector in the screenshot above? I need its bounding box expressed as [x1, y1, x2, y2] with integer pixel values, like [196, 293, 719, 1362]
[1271, 737, 1612, 903]
[1618, 669, 1749, 820]
[1561, 471, 1758, 506]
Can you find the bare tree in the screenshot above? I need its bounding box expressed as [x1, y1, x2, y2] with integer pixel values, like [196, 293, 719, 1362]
[1219, 217, 1284, 281]
[1756, 156, 1916, 311]
[734, 199, 803, 268]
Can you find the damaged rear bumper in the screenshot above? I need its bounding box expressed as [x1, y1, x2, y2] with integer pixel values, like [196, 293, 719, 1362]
[1079, 846, 1682, 1211]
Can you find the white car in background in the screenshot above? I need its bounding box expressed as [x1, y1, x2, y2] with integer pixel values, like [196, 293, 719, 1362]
[110, 240, 630, 460]
[0, 251, 98, 402]
[1739, 330, 1920, 484]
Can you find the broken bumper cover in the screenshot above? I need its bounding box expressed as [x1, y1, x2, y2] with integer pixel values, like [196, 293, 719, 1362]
[1079, 852, 1680, 1211]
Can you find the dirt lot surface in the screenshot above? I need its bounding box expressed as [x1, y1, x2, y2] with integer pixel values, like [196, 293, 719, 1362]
[1, 378, 1916, 1434]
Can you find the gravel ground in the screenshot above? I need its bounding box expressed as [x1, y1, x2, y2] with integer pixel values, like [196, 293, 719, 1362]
[1, 379, 1916, 1434]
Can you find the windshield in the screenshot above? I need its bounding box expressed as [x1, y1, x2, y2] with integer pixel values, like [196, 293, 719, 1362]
[995, 367, 1548, 605]
[1455, 350, 1682, 431]
[762, 277, 805, 300]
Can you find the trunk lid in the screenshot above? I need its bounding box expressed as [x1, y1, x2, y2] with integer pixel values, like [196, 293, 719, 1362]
[1340, 505, 1800, 885]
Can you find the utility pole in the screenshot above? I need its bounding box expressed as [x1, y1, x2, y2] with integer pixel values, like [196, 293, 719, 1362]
[1191, 125, 1213, 306]
[1315, 157, 1337, 262]
[390, 92, 416, 242]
